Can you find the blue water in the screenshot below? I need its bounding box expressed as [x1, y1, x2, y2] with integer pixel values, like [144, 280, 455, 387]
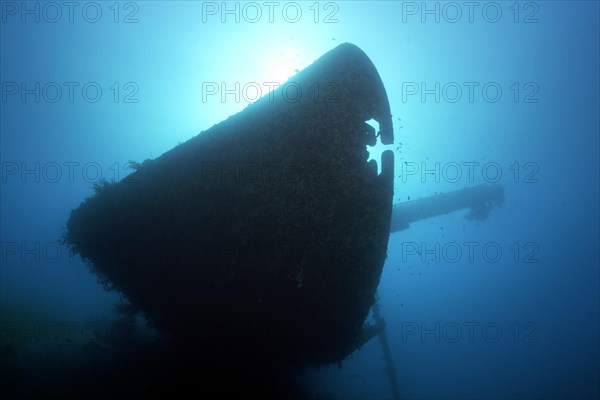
[1, 1, 598, 398]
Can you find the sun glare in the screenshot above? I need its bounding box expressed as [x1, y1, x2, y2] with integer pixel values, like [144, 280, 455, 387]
[264, 48, 303, 84]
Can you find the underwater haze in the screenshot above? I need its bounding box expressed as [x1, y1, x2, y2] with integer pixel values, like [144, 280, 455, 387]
[1, 1, 599, 399]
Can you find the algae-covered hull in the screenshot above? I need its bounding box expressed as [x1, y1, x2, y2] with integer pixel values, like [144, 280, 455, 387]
[65, 43, 394, 368]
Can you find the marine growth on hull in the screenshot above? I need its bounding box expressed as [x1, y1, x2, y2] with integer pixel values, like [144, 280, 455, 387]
[65, 43, 395, 371]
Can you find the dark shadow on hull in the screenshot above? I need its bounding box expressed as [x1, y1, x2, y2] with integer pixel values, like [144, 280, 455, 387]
[62, 43, 394, 393]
